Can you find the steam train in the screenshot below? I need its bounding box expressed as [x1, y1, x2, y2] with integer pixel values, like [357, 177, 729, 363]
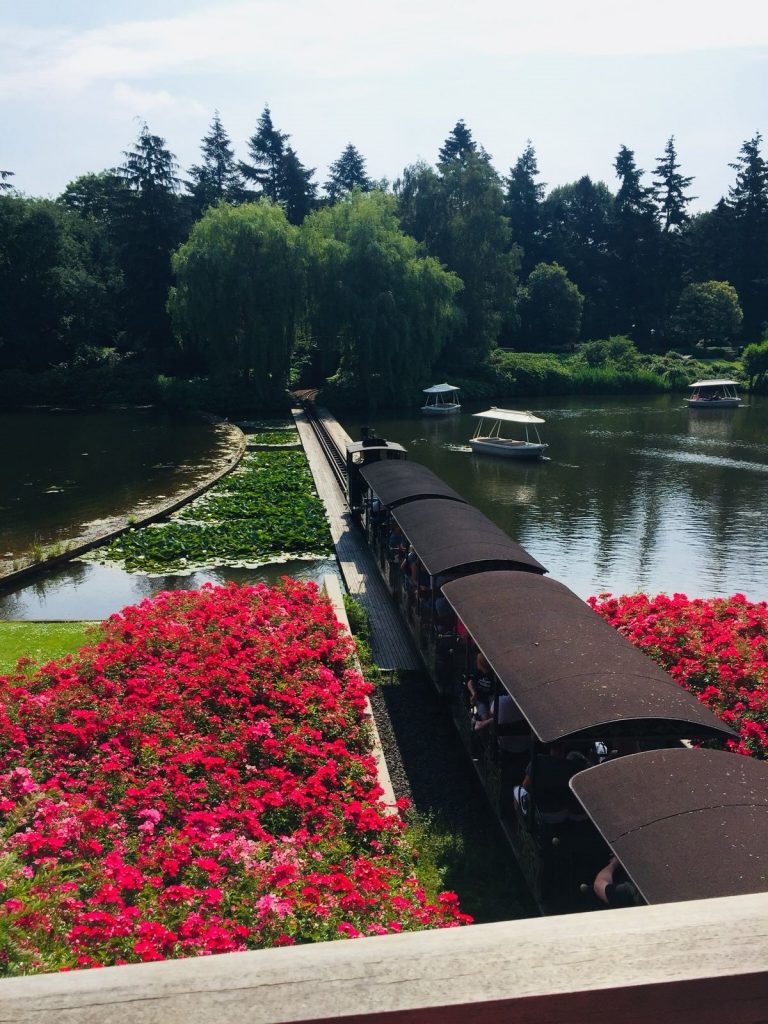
[344, 429, 768, 913]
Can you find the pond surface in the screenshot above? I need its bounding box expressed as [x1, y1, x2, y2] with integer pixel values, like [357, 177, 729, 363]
[344, 394, 768, 601]
[0, 408, 232, 559]
[0, 559, 340, 620]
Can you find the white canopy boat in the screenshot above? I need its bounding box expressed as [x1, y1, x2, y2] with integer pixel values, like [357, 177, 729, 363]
[687, 379, 741, 408]
[421, 383, 461, 415]
[470, 408, 548, 460]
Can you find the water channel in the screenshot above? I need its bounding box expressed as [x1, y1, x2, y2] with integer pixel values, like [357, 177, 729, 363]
[2, 395, 766, 620]
[343, 393, 768, 602]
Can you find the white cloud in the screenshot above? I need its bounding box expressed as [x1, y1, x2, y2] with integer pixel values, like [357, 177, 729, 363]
[112, 83, 207, 117]
[1, 0, 766, 103]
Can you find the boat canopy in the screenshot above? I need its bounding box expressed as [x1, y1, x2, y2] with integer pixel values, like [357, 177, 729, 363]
[440, 571, 736, 744]
[571, 748, 768, 904]
[473, 408, 545, 424]
[689, 379, 740, 388]
[423, 383, 460, 394]
[360, 461, 467, 509]
[346, 441, 407, 456]
[392, 500, 546, 577]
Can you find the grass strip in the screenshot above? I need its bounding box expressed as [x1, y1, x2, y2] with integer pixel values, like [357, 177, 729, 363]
[0, 621, 98, 675]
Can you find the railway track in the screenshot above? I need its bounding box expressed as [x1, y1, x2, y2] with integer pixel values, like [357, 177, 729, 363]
[300, 403, 348, 493]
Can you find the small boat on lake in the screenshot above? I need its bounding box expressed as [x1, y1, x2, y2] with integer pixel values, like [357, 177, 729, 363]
[687, 379, 741, 408]
[469, 408, 547, 460]
[421, 383, 461, 415]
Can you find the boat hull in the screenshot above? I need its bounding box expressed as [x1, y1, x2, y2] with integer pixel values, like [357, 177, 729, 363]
[421, 404, 461, 415]
[687, 399, 741, 409]
[469, 437, 547, 460]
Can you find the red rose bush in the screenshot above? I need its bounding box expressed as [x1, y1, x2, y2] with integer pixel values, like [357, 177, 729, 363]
[0, 581, 468, 975]
[589, 591, 768, 759]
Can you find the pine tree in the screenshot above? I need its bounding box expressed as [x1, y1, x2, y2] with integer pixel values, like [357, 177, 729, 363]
[240, 106, 316, 222]
[324, 144, 373, 203]
[0, 169, 14, 193]
[612, 146, 661, 342]
[727, 134, 768, 339]
[504, 141, 545, 275]
[438, 119, 477, 166]
[240, 106, 288, 201]
[653, 137, 695, 233]
[187, 112, 244, 214]
[280, 145, 317, 224]
[116, 124, 185, 353]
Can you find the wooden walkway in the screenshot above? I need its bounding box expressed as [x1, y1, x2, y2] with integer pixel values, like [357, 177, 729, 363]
[293, 409, 421, 671]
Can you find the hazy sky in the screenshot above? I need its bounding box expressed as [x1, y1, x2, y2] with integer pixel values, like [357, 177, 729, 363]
[2, 0, 767, 209]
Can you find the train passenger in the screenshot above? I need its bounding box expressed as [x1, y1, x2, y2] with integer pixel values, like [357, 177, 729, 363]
[467, 652, 494, 721]
[513, 744, 583, 824]
[593, 855, 639, 908]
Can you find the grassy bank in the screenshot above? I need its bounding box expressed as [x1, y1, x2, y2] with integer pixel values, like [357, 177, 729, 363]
[0, 621, 97, 675]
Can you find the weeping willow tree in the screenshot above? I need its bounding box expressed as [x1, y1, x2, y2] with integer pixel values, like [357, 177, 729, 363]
[168, 201, 299, 403]
[300, 190, 461, 407]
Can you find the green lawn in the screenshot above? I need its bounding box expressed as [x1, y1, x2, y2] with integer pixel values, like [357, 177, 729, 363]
[0, 621, 99, 675]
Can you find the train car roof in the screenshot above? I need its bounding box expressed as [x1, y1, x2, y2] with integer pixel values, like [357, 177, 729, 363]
[440, 572, 735, 744]
[571, 748, 768, 904]
[360, 460, 467, 508]
[392, 500, 546, 577]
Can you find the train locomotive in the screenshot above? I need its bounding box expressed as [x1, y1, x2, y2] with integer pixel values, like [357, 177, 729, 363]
[345, 431, 768, 913]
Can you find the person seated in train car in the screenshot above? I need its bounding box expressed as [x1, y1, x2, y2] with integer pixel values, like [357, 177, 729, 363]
[466, 652, 495, 722]
[593, 854, 640, 908]
[513, 743, 584, 825]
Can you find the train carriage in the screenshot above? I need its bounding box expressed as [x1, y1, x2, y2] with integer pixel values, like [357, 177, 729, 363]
[571, 748, 768, 905]
[440, 571, 737, 912]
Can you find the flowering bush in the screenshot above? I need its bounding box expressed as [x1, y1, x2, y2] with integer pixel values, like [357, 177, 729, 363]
[588, 591, 768, 759]
[0, 581, 468, 975]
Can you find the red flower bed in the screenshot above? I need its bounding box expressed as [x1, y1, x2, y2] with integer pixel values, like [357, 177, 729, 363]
[588, 591, 768, 759]
[0, 581, 468, 975]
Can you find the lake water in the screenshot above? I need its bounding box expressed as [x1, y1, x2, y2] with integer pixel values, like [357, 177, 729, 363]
[3, 396, 766, 620]
[0, 408, 232, 558]
[343, 394, 768, 602]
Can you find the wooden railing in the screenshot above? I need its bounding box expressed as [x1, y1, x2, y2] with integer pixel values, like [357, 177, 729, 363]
[2, 892, 767, 1023]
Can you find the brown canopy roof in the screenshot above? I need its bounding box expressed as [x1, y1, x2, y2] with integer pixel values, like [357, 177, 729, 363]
[440, 572, 735, 744]
[392, 500, 546, 578]
[571, 748, 768, 903]
[360, 460, 467, 508]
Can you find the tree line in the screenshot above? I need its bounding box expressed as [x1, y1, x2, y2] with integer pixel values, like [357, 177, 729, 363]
[1, 110, 767, 405]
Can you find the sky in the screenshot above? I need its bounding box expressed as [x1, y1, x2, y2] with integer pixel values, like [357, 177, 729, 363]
[2, 0, 767, 210]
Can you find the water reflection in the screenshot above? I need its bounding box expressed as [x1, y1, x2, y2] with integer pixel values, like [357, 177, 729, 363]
[343, 395, 768, 601]
[0, 559, 340, 621]
[0, 409, 231, 559]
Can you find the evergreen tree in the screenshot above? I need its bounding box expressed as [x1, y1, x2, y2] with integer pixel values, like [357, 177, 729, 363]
[241, 106, 316, 222]
[398, 143, 517, 369]
[0, 170, 14, 193]
[611, 145, 661, 343]
[279, 145, 317, 225]
[653, 136, 695, 233]
[438, 119, 477, 166]
[187, 112, 245, 214]
[324, 144, 373, 203]
[651, 137, 695, 335]
[504, 141, 545, 275]
[540, 177, 615, 339]
[116, 123, 185, 355]
[727, 134, 768, 339]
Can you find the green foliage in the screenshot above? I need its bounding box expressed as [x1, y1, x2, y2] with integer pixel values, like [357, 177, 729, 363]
[98, 450, 331, 572]
[324, 145, 373, 203]
[742, 338, 768, 391]
[169, 201, 300, 402]
[518, 262, 584, 350]
[302, 191, 462, 407]
[670, 280, 743, 347]
[186, 111, 245, 214]
[575, 334, 639, 370]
